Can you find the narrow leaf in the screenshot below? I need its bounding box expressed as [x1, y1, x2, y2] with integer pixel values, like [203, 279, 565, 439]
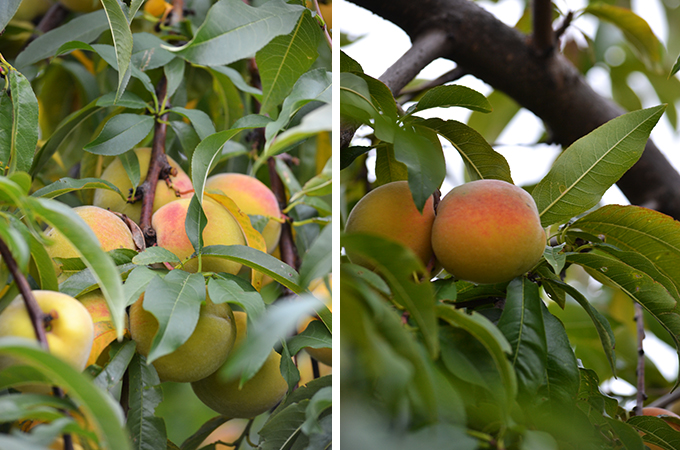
[101, 0, 134, 101]
[411, 85, 492, 114]
[126, 353, 167, 450]
[84, 114, 154, 156]
[9, 69, 39, 174]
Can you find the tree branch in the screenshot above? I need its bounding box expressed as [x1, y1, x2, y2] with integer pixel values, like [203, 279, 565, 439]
[634, 302, 646, 415]
[347, 0, 680, 220]
[532, 0, 554, 56]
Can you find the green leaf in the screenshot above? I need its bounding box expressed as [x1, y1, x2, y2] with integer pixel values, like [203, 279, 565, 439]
[497, 278, 547, 396]
[126, 353, 167, 450]
[537, 270, 616, 373]
[288, 320, 332, 356]
[31, 177, 124, 200]
[209, 66, 263, 97]
[123, 266, 161, 307]
[298, 223, 331, 289]
[0, 338, 131, 450]
[170, 107, 216, 140]
[0, 0, 21, 32]
[185, 194, 207, 260]
[84, 114, 154, 156]
[264, 68, 331, 142]
[410, 85, 492, 114]
[257, 10, 320, 116]
[540, 303, 580, 404]
[436, 304, 517, 409]
[201, 245, 301, 293]
[670, 53, 680, 78]
[142, 270, 206, 363]
[532, 105, 665, 227]
[256, 104, 331, 173]
[420, 117, 513, 183]
[342, 234, 439, 358]
[628, 416, 680, 450]
[340, 72, 397, 143]
[394, 124, 446, 212]
[27, 197, 127, 338]
[132, 247, 182, 265]
[168, 0, 305, 66]
[585, 4, 664, 70]
[207, 275, 266, 320]
[258, 401, 308, 450]
[101, 0, 134, 101]
[568, 205, 680, 299]
[374, 144, 408, 185]
[8, 69, 39, 174]
[94, 340, 136, 393]
[15, 10, 108, 70]
[90, 44, 156, 98]
[220, 296, 319, 385]
[131, 32, 175, 71]
[568, 251, 680, 385]
[0, 91, 11, 171]
[30, 100, 103, 176]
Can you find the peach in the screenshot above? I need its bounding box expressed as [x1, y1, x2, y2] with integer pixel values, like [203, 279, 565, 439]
[640, 407, 680, 450]
[431, 179, 546, 284]
[44, 206, 136, 279]
[205, 173, 282, 253]
[129, 292, 237, 383]
[152, 197, 246, 275]
[344, 181, 435, 268]
[93, 148, 193, 224]
[191, 311, 288, 418]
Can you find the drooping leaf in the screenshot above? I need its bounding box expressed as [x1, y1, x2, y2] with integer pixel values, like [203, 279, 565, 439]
[539, 303, 580, 404]
[101, 0, 134, 101]
[627, 416, 680, 450]
[497, 278, 547, 396]
[467, 89, 521, 144]
[8, 69, 39, 174]
[532, 105, 665, 227]
[168, 0, 305, 66]
[298, 222, 332, 289]
[126, 353, 167, 450]
[207, 275, 266, 320]
[31, 177, 124, 200]
[141, 270, 206, 363]
[0, 0, 21, 32]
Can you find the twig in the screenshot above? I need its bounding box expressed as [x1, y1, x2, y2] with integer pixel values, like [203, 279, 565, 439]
[554, 11, 573, 43]
[267, 158, 300, 285]
[311, 0, 332, 49]
[634, 302, 646, 415]
[648, 389, 680, 409]
[0, 237, 72, 450]
[170, 0, 184, 26]
[19, 3, 69, 50]
[340, 28, 453, 149]
[531, 0, 554, 56]
[137, 76, 171, 246]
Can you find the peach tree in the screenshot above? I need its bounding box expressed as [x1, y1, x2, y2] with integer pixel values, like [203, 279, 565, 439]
[0, 0, 331, 449]
[340, 1, 680, 448]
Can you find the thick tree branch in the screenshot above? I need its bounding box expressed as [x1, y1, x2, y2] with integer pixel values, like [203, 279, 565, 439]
[532, 0, 554, 56]
[347, 0, 680, 220]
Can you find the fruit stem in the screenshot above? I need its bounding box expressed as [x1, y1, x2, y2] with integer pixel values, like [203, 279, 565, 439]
[0, 237, 49, 350]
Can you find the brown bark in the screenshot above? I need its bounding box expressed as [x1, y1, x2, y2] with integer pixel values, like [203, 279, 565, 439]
[346, 0, 680, 220]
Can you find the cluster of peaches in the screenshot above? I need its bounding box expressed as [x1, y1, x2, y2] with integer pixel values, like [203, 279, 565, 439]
[0, 148, 329, 430]
[345, 179, 547, 284]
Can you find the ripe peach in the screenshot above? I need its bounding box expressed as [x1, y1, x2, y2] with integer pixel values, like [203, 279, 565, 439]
[44, 206, 136, 279]
[129, 293, 237, 383]
[344, 181, 435, 268]
[152, 197, 246, 275]
[191, 311, 288, 418]
[93, 148, 193, 224]
[205, 173, 282, 253]
[431, 179, 546, 284]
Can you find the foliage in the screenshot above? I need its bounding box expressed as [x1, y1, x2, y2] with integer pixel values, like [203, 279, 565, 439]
[0, 0, 331, 448]
[340, 1, 680, 448]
